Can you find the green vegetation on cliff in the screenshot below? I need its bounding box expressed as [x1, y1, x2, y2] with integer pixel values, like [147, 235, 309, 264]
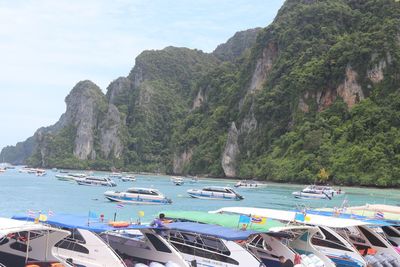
[2, 0, 400, 187]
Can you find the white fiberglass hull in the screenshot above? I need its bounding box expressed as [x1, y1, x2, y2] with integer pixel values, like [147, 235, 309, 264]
[104, 192, 172, 205]
[187, 189, 243, 201]
[292, 191, 331, 199]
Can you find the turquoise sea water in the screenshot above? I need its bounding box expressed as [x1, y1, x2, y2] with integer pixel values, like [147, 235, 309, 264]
[1, 168, 400, 223]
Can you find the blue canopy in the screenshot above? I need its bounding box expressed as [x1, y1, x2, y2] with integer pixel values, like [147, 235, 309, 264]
[297, 210, 393, 226]
[166, 221, 260, 240]
[12, 213, 152, 233]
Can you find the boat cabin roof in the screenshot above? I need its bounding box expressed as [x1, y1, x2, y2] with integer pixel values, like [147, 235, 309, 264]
[211, 207, 371, 228]
[126, 187, 161, 194]
[203, 186, 234, 193]
[12, 214, 151, 233]
[0, 217, 69, 237]
[167, 221, 259, 241]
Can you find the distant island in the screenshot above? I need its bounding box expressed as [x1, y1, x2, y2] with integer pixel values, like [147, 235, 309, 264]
[2, 0, 400, 187]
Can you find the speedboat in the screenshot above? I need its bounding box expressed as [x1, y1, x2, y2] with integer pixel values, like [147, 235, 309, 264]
[109, 172, 123, 179]
[104, 187, 172, 205]
[234, 180, 267, 188]
[171, 176, 184, 186]
[56, 172, 87, 181]
[212, 207, 400, 266]
[75, 176, 116, 187]
[121, 175, 136, 182]
[0, 217, 72, 267]
[161, 211, 333, 267]
[14, 213, 187, 267]
[12, 214, 129, 267]
[165, 221, 263, 266]
[187, 186, 244, 200]
[293, 185, 343, 200]
[35, 169, 46, 176]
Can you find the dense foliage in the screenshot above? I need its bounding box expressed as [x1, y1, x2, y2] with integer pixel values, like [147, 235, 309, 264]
[2, 0, 400, 187]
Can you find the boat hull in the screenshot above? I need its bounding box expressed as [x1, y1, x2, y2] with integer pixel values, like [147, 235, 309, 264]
[187, 191, 243, 200]
[77, 180, 116, 187]
[292, 191, 331, 200]
[104, 193, 172, 205]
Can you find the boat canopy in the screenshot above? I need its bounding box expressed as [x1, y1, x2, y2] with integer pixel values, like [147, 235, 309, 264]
[302, 209, 394, 226]
[12, 213, 152, 233]
[161, 210, 284, 232]
[211, 207, 371, 228]
[167, 221, 259, 241]
[0, 217, 67, 237]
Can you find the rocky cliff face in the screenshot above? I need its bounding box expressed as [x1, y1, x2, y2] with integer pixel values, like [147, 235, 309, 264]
[2, 0, 400, 186]
[213, 28, 262, 62]
[221, 122, 239, 177]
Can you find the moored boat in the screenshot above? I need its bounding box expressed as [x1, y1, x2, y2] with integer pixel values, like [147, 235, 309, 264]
[0, 217, 72, 267]
[171, 176, 184, 186]
[12, 214, 129, 267]
[121, 175, 136, 182]
[165, 221, 263, 266]
[187, 186, 244, 200]
[76, 176, 116, 187]
[234, 180, 267, 188]
[109, 172, 123, 179]
[104, 187, 172, 205]
[293, 185, 343, 200]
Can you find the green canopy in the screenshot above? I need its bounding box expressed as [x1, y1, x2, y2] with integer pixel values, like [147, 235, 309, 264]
[161, 210, 284, 232]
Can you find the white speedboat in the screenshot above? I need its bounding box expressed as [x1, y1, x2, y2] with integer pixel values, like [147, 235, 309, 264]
[56, 172, 88, 181]
[213, 207, 400, 266]
[12, 214, 129, 267]
[234, 180, 267, 188]
[102, 229, 189, 266]
[293, 185, 343, 200]
[171, 176, 184, 186]
[76, 176, 116, 187]
[104, 187, 172, 205]
[0, 217, 72, 267]
[35, 169, 46, 176]
[165, 222, 263, 266]
[109, 172, 123, 179]
[121, 175, 136, 182]
[187, 186, 244, 200]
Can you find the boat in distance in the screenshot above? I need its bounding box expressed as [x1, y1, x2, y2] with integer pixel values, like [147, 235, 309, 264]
[75, 176, 117, 187]
[187, 186, 244, 200]
[293, 185, 344, 200]
[104, 187, 172, 205]
[171, 176, 184, 186]
[121, 175, 136, 182]
[234, 180, 267, 188]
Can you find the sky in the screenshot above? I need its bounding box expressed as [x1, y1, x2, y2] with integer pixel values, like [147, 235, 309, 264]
[0, 0, 285, 151]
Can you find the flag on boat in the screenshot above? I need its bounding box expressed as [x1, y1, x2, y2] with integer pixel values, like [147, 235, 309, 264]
[295, 212, 306, 222]
[238, 214, 251, 224]
[38, 214, 47, 222]
[117, 203, 125, 209]
[375, 211, 384, 219]
[251, 216, 266, 224]
[27, 209, 36, 218]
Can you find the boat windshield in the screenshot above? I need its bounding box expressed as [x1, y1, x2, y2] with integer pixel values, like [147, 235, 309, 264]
[127, 189, 159, 195]
[203, 187, 230, 193]
[167, 230, 231, 256]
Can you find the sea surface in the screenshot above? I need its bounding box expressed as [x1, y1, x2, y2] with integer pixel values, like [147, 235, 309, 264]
[1, 168, 400, 223]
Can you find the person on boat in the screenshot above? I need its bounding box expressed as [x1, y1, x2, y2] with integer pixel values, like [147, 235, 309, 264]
[279, 256, 294, 267]
[150, 213, 168, 227]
